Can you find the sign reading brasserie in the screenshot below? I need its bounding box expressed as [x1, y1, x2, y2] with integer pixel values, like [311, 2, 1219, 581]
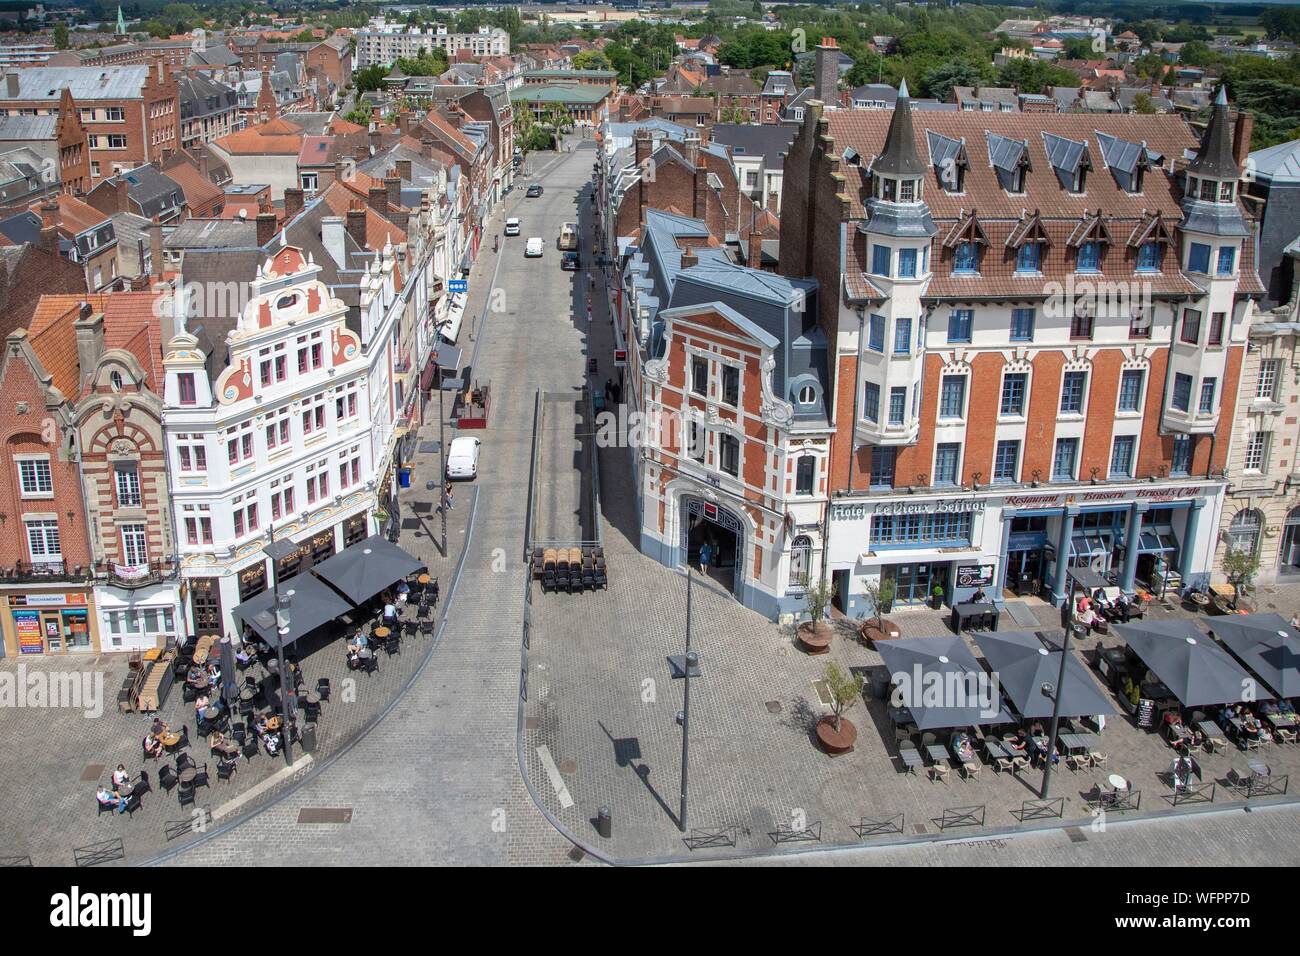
[832, 485, 1205, 523]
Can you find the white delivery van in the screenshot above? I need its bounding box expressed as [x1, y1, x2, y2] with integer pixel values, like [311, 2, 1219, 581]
[445, 436, 481, 480]
[504, 217, 521, 236]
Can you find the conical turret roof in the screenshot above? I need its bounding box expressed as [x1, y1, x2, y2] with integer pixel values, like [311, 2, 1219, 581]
[872, 79, 926, 178]
[1186, 86, 1239, 180]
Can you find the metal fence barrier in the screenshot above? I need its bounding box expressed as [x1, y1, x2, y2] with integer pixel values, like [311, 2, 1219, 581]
[683, 825, 738, 851]
[1015, 797, 1064, 821]
[164, 817, 204, 842]
[0, 855, 32, 866]
[1232, 772, 1289, 799]
[768, 821, 822, 845]
[852, 813, 904, 839]
[1090, 788, 1142, 813]
[73, 838, 125, 867]
[938, 804, 986, 831]
[1169, 781, 1216, 806]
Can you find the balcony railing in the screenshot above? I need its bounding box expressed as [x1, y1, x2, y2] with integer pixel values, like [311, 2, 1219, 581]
[95, 558, 179, 590]
[0, 560, 92, 583]
[394, 352, 412, 374]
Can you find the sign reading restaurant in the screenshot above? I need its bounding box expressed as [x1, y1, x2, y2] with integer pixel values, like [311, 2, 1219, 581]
[831, 484, 1207, 523]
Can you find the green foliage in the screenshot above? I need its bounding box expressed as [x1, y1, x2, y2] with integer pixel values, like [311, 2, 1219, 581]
[395, 49, 449, 78]
[571, 50, 611, 71]
[1132, 92, 1157, 115]
[53, 22, 68, 49]
[801, 574, 834, 624]
[921, 61, 983, 102]
[1222, 546, 1261, 604]
[342, 105, 372, 128]
[823, 660, 865, 733]
[355, 65, 387, 94]
[1263, 8, 1300, 43]
[997, 57, 1080, 95]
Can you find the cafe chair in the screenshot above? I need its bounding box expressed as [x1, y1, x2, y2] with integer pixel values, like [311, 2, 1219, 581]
[175, 752, 195, 773]
[241, 737, 259, 763]
[1066, 753, 1089, 774]
[384, 633, 401, 657]
[316, 678, 331, 702]
[217, 759, 237, 783]
[159, 765, 178, 792]
[182, 683, 198, 704]
[191, 764, 210, 790]
[96, 797, 116, 816]
[1088, 751, 1109, 770]
[178, 785, 196, 808]
[928, 760, 949, 784]
[361, 653, 379, 675]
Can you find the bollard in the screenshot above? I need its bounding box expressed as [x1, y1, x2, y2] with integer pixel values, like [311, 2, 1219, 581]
[596, 806, 612, 839]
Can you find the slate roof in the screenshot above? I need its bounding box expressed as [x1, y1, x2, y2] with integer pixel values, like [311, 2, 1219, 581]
[709, 123, 796, 170]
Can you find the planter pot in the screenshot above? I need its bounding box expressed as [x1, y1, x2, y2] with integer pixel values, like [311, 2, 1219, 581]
[816, 716, 857, 756]
[932, 595, 944, 610]
[859, 618, 902, 646]
[797, 620, 833, 654]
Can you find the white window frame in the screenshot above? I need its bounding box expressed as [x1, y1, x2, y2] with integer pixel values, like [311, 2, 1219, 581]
[16, 456, 53, 498]
[25, 517, 62, 562]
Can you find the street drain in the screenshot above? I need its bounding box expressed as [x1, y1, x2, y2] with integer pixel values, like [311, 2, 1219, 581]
[1066, 827, 1087, 844]
[567, 846, 586, 863]
[298, 807, 353, 824]
[764, 700, 782, 714]
[812, 680, 832, 705]
[525, 715, 540, 729]
[558, 758, 577, 775]
[912, 823, 928, 835]
[80, 764, 105, 782]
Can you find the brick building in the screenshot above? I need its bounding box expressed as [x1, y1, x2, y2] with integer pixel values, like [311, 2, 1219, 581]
[0, 64, 180, 186]
[778, 85, 1263, 615]
[615, 209, 830, 618]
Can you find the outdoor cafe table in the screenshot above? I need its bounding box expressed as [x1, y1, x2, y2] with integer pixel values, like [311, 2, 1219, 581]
[984, 739, 1011, 760]
[1198, 719, 1225, 741]
[1059, 732, 1100, 753]
[374, 626, 391, 640]
[1265, 712, 1296, 730]
[264, 716, 282, 732]
[160, 732, 181, 748]
[924, 743, 950, 766]
[951, 602, 999, 634]
[178, 767, 197, 785]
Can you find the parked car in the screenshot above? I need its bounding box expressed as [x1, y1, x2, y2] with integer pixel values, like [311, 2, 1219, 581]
[525, 237, 544, 257]
[526, 183, 543, 197]
[561, 251, 580, 271]
[504, 217, 521, 236]
[446, 436, 481, 480]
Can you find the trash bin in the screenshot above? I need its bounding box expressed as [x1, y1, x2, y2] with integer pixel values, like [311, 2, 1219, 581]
[596, 806, 612, 839]
[300, 724, 318, 755]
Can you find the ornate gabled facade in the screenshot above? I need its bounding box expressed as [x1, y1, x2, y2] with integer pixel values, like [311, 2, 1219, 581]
[163, 246, 371, 639]
[617, 209, 829, 619]
[778, 85, 1265, 616]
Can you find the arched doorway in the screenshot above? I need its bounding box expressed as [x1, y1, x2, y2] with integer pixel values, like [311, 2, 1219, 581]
[680, 496, 744, 598]
[1279, 507, 1300, 576]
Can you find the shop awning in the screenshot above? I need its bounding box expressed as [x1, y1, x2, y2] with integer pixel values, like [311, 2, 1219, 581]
[433, 343, 462, 371]
[419, 357, 437, 392]
[311, 534, 426, 606]
[1069, 532, 1110, 558]
[1138, 530, 1177, 554]
[232, 574, 354, 650]
[440, 293, 467, 343]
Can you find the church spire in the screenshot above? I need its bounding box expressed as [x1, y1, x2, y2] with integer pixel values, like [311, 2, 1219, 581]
[116, 5, 126, 36]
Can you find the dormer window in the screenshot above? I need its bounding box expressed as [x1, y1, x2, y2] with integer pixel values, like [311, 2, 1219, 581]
[1199, 179, 1217, 202]
[1015, 243, 1040, 273]
[954, 241, 978, 274]
[1219, 181, 1234, 202]
[1076, 241, 1100, 273]
[1137, 242, 1162, 272]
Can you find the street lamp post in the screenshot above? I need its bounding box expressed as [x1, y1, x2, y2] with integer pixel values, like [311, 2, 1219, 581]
[1039, 625, 1077, 798]
[432, 318, 453, 557]
[668, 515, 701, 832]
[264, 527, 300, 766]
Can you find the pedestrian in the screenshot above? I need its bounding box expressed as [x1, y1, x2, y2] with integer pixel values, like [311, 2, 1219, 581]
[431, 577, 440, 608]
[604, 378, 613, 402]
[699, 541, 713, 573]
[442, 482, 454, 512]
[612, 381, 621, 404]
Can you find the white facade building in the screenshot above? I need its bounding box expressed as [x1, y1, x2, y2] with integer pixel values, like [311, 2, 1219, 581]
[354, 21, 510, 69]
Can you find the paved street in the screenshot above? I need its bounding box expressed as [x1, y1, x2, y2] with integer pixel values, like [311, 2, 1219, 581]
[155, 143, 598, 866]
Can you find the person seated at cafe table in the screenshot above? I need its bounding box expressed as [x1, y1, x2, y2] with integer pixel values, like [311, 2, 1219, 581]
[1241, 712, 1272, 744]
[112, 764, 130, 791]
[263, 731, 282, 756]
[382, 597, 398, 625]
[395, 580, 410, 605]
[187, 663, 206, 684]
[149, 716, 169, 737]
[951, 731, 977, 763]
[96, 785, 126, 813]
[971, 586, 988, 604]
[142, 732, 164, 759]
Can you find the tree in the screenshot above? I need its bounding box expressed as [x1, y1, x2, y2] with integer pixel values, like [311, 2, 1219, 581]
[823, 660, 865, 734]
[342, 105, 372, 127]
[1222, 546, 1261, 606]
[1133, 92, 1157, 115]
[801, 574, 834, 626]
[922, 61, 982, 101]
[997, 57, 1080, 95]
[53, 22, 68, 49]
[572, 50, 610, 71]
[355, 65, 387, 94]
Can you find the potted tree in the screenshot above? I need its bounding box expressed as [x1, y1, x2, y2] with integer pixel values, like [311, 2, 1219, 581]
[1220, 547, 1260, 612]
[857, 578, 899, 645]
[796, 575, 835, 654]
[931, 583, 945, 610]
[816, 660, 864, 756]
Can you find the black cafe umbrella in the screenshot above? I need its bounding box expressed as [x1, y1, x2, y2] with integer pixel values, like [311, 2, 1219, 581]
[972, 630, 1115, 720]
[218, 635, 239, 714]
[1113, 619, 1265, 707]
[876, 634, 1015, 730]
[1206, 613, 1300, 699]
[311, 534, 426, 606]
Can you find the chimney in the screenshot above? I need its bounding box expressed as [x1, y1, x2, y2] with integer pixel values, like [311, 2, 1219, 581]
[368, 185, 387, 213]
[634, 129, 652, 168]
[397, 113, 411, 135]
[148, 221, 163, 278]
[354, 145, 369, 161]
[396, 159, 412, 181]
[284, 187, 304, 219]
[38, 199, 59, 253]
[321, 215, 347, 268]
[814, 36, 840, 108]
[420, 136, 436, 158]
[130, 274, 150, 291]
[385, 173, 401, 208]
[112, 177, 130, 214]
[4, 71, 17, 97]
[255, 203, 277, 247]
[73, 304, 105, 378]
[346, 199, 368, 249]
[693, 163, 707, 219]
[370, 127, 382, 152]
[680, 245, 698, 269]
[334, 160, 350, 184]
[748, 227, 763, 269]
[1233, 110, 1253, 171]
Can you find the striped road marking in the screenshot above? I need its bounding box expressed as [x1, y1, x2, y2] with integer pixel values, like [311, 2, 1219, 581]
[536, 744, 575, 809]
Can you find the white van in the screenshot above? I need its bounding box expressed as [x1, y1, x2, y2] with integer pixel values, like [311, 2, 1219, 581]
[525, 237, 544, 257]
[445, 436, 481, 480]
[504, 217, 521, 236]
